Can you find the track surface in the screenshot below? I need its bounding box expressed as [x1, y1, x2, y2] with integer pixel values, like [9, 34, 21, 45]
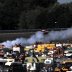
[0, 28, 68, 42]
[0, 32, 35, 42]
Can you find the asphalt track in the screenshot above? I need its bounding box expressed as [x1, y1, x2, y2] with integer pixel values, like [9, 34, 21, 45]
[0, 32, 35, 42]
[0, 28, 68, 42]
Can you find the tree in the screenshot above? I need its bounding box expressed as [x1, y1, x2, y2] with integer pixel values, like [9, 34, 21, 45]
[36, 3, 72, 28]
[18, 6, 42, 29]
[34, 0, 57, 8]
[0, 0, 24, 30]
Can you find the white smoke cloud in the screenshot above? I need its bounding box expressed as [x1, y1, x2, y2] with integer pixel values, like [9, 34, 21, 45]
[1, 28, 72, 48]
[1, 31, 44, 48]
[44, 28, 72, 41]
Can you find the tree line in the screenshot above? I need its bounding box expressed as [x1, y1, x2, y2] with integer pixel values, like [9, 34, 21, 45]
[0, 0, 72, 30]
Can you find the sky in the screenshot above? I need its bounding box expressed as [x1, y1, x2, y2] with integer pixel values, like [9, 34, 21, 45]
[58, 0, 72, 4]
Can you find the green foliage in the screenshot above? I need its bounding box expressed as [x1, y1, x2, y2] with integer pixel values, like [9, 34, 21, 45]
[0, 0, 24, 30]
[35, 3, 72, 28]
[34, 0, 57, 8]
[18, 6, 43, 29]
[0, 0, 72, 29]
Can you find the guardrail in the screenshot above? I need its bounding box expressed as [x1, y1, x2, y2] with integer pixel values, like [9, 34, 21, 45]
[0, 28, 69, 33]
